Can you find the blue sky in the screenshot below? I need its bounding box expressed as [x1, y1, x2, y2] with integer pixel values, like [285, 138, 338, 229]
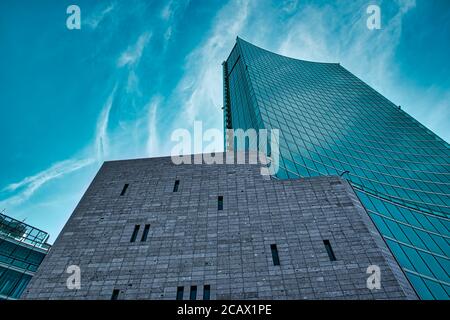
[0, 0, 449, 243]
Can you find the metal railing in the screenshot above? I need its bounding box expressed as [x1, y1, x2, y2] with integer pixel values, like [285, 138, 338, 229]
[0, 212, 50, 250]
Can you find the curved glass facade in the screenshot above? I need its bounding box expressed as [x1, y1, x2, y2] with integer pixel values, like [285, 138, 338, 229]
[223, 37, 450, 299]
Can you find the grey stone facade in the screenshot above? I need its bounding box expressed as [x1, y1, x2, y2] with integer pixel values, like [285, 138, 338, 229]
[22, 154, 417, 300]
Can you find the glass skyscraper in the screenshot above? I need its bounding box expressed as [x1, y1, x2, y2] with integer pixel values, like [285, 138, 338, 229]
[0, 212, 50, 299]
[223, 37, 449, 299]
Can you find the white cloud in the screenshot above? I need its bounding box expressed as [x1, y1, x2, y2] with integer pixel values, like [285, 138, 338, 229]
[146, 97, 161, 157]
[399, 88, 450, 143]
[277, 0, 417, 92]
[161, 0, 176, 21]
[126, 69, 141, 95]
[281, 0, 299, 14]
[161, 0, 190, 21]
[0, 83, 119, 212]
[95, 85, 117, 161]
[173, 0, 251, 131]
[85, 2, 116, 29]
[160, 0, 190, 48]
[0, 84, 119, 208]
[117, 32, 152, 67]
[0, 158, 95, 207]
[117, 32, 152, 103]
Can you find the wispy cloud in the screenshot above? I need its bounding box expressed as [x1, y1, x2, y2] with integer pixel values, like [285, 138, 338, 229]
[95, 84, 118, 161]
[117, 31, 152, 102]
[85, 2, 116, 29]
[277, 0, 416, 89]
[160, 0, 191, 22]
[161, 0, 177, 21]
[280, 0, 299, 14]
[125, 69, 141, 95]
[146, 96, 161, 157]
[173, 0, 251, 131]
[117, 32, 152, 67]
[160, 0, 190, 45]
[0, 82, 119, 209]
[0, 158, 95, 207]
[404, 88, 450, 143]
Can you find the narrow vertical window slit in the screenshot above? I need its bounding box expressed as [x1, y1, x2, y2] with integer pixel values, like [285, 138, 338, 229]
[270, 244, 280, 266]
[111, 289, 120, 300]
[218, 196, 223, 210]
[323, 240, 337, 261]
[120, 183, 129, 196]
[173, 180, 180, 192]
[203, 285, 210, 300]
[176, 286, 184, 300]
[190, 285, 197, 300]
[141, 224, 150, 242]
[130, 225, 140, 243]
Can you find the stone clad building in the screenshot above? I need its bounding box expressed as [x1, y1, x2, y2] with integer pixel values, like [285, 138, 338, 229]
[22, 154, 416, 299]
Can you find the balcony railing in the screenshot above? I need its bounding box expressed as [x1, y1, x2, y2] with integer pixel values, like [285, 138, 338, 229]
[0, 212, 50, 250]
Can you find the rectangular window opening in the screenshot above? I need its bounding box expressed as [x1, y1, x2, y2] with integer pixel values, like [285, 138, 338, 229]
[203, 285, 210, 300]
[176, 286, 184, 300]
[190, 285, 197, 300]
[270, 244, 280, 266]
[120, 183, 129, 196]
[141, 224, 150, 242]
[323, 240, 337, 261]
[111, 289, 120, 300]
[173, 180, 180, 192]
[218, 196, 223, 210]
[130, 225, 140, 243]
